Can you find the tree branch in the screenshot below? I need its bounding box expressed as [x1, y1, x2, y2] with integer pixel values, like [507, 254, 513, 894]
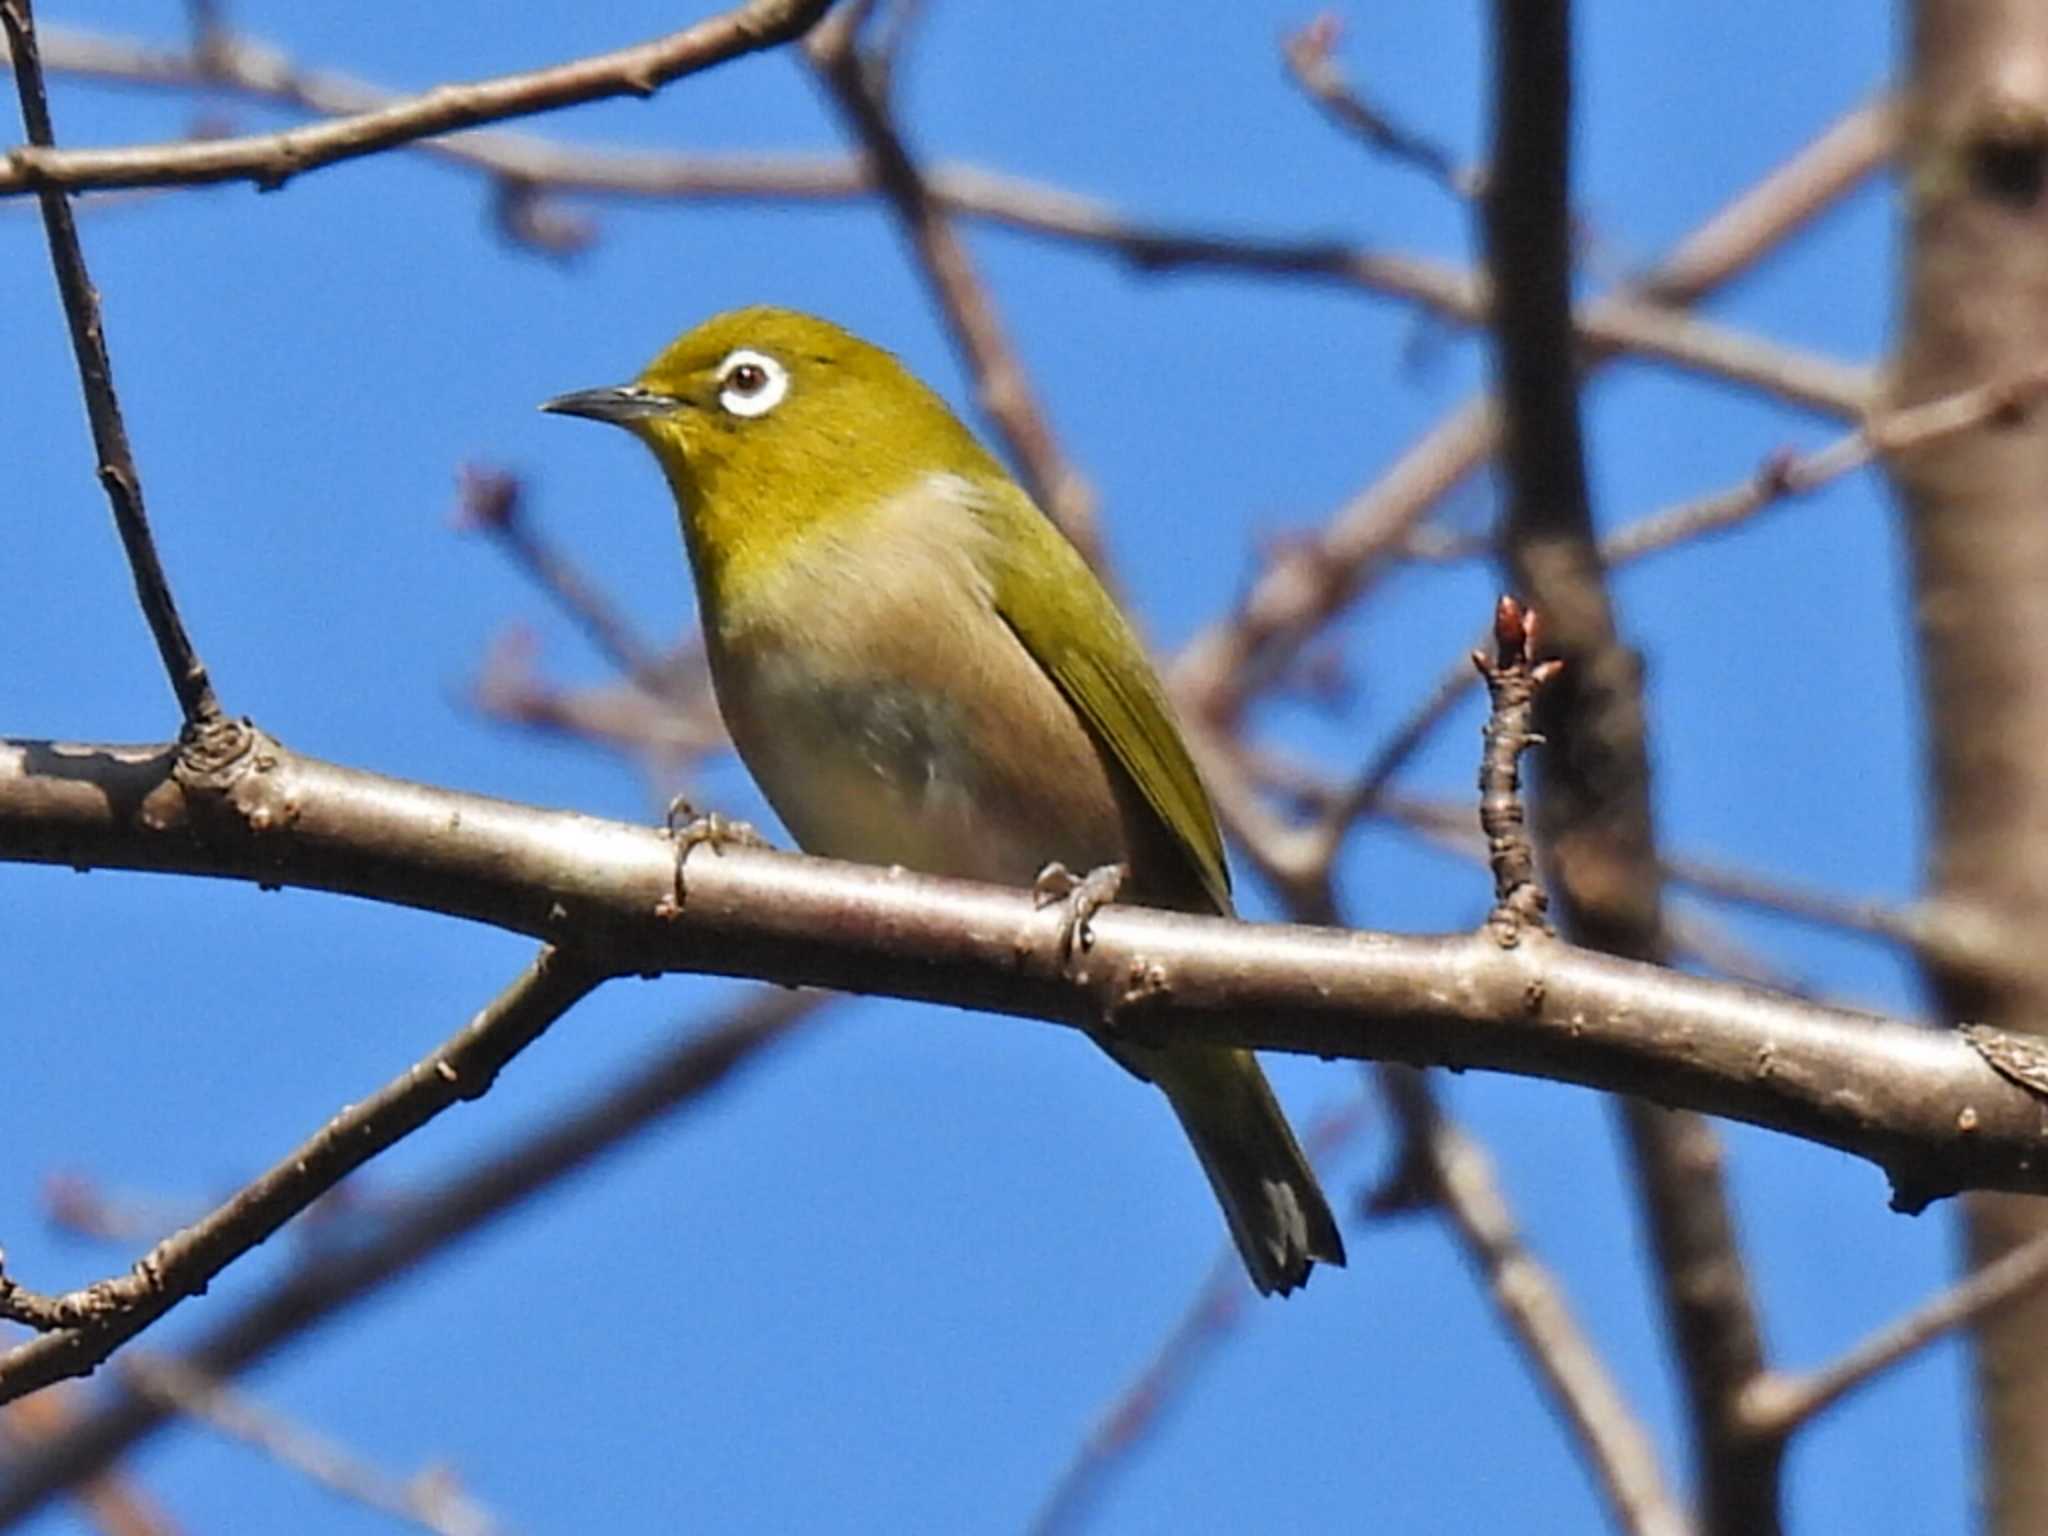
[1374, 1069, 1692, 1536]
[1483, 5, 1773, 1528]
[1889, 9, 2048, 1531]
[2, 0, 218, 728]
[804, 10, 1100, 561]
[0, 947, 607, 1403]
[0, 728, 2041, 1212]
[1, 0, 834, 193]
[1313, 361, 2048, 857]
[1172, 96, 1893, 727]
[0, 986, 819, 1524]
[121, 1355, 499, 1536]
[1282, 13, 1482, 199]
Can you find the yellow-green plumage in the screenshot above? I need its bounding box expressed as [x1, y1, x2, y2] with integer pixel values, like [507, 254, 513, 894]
[544, 306, 1343, 1294]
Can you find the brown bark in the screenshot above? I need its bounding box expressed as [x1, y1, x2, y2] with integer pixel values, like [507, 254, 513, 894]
[1484, 6, 1775, 1528]
[1890, 6, 2048, 1532]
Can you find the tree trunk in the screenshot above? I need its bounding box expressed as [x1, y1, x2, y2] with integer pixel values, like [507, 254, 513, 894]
[1891, 7, 2048, 1531]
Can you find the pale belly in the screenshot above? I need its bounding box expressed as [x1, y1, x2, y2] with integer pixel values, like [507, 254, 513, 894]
[713, 640, 1130, 891]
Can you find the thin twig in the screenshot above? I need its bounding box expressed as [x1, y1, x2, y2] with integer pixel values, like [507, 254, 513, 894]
[1282, 12, 1482, 198]
[2, 0, 219, 728]
[454, 465, 668, 683]
[0, 988, 820, 1525]
[1104, 237, 1867, 418]
[1172, 96, 1894, 729]
[1318, 362, 2048, 847]
[41, 1173, 207, 1248]
[1359, 786, 1898, 990]
[1637, 96, 1896, 307]
[1483, 8, 1775, 1532]
[124, 1356, 499, 1536]
[0, 948, 609, 1403]
[1602, 361, 2048, 566]
[457, 466, 730, 785]
[1373, 1069, 1692, 1536]
[1472, 596, 1562, 939]
[1666, 854, 1925, 947]
[803, 13, 1101, 561]
[1744, 1228, 2048, 1438]
[1235, 767, 1842, 997]
[1027, 1103, 1367, 1536]
[470, 627, 728, 770]
[1, 1, 834, 193]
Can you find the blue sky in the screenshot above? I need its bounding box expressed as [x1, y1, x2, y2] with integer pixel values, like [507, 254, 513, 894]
[2, 3, 1939, 1532]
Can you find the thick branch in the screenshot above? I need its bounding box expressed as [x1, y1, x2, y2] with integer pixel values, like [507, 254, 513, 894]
[1889, 8, 2048, 1533]
[0, 729, 2043, 1208]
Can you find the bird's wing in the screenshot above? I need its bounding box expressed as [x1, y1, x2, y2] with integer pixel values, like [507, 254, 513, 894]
[964, 478, 1233, 916]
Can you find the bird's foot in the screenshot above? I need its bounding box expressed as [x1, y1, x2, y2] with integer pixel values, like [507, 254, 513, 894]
[1034, 860, 1126, 967]
[658, 797, 767, 916]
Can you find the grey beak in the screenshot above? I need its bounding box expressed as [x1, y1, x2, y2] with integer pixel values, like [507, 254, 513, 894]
[539, 385, 682, 425]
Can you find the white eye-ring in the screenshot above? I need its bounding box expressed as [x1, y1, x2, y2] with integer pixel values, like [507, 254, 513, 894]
[716, 349, 790, 418]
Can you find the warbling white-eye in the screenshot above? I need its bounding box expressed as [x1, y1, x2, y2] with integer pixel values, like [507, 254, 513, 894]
[543, 307, 1344, 1295]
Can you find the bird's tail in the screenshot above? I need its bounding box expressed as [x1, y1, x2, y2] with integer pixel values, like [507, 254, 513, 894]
[1146, 1044, 1346, 1296]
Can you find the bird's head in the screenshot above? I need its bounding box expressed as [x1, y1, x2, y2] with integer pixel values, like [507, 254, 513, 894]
[543, 307, 1001, 588]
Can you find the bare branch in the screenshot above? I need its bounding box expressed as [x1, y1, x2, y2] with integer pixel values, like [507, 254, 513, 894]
[1, 0, 834, 194]
[1482, 7, 1774, 1530]
[7, 29, 1864, 423]
[0, 730, 2042, 1214]
[804, 13, 1100, 560]
[1745, 1228, 2048, 1438]
[1640, 96, 1896, 306]
[469, 628, 727, 774]
[0, 948, 607, 1402]
[1666, 854, 1926, 948]
[1473, 596, 1562, 938]
[1603, 361, 2048, 566]
[1374, 1069, 1692, 1536]
[1174, 97, 1894, 728]
[1282, 13, 1482, 199]
[1, 0, 218, 728]
[0, 988, 819, 1524]
[1030, 1100, 1367, 1536]
[1317, 361, 2048, 852]
[123, 1356, 500, 1536]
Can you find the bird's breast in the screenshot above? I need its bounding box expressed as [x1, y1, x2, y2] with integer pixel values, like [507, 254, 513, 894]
[701, 501, 1128, 888]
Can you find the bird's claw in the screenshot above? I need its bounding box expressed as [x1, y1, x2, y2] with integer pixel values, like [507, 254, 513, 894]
[659, 797, 767, 916]
[1034, 860, 1126, 968]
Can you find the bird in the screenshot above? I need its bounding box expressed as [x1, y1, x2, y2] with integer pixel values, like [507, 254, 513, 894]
[543, 306, 1344, 1294]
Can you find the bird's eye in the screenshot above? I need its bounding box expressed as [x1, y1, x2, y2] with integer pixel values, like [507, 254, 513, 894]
[716, 349, 789, 418]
